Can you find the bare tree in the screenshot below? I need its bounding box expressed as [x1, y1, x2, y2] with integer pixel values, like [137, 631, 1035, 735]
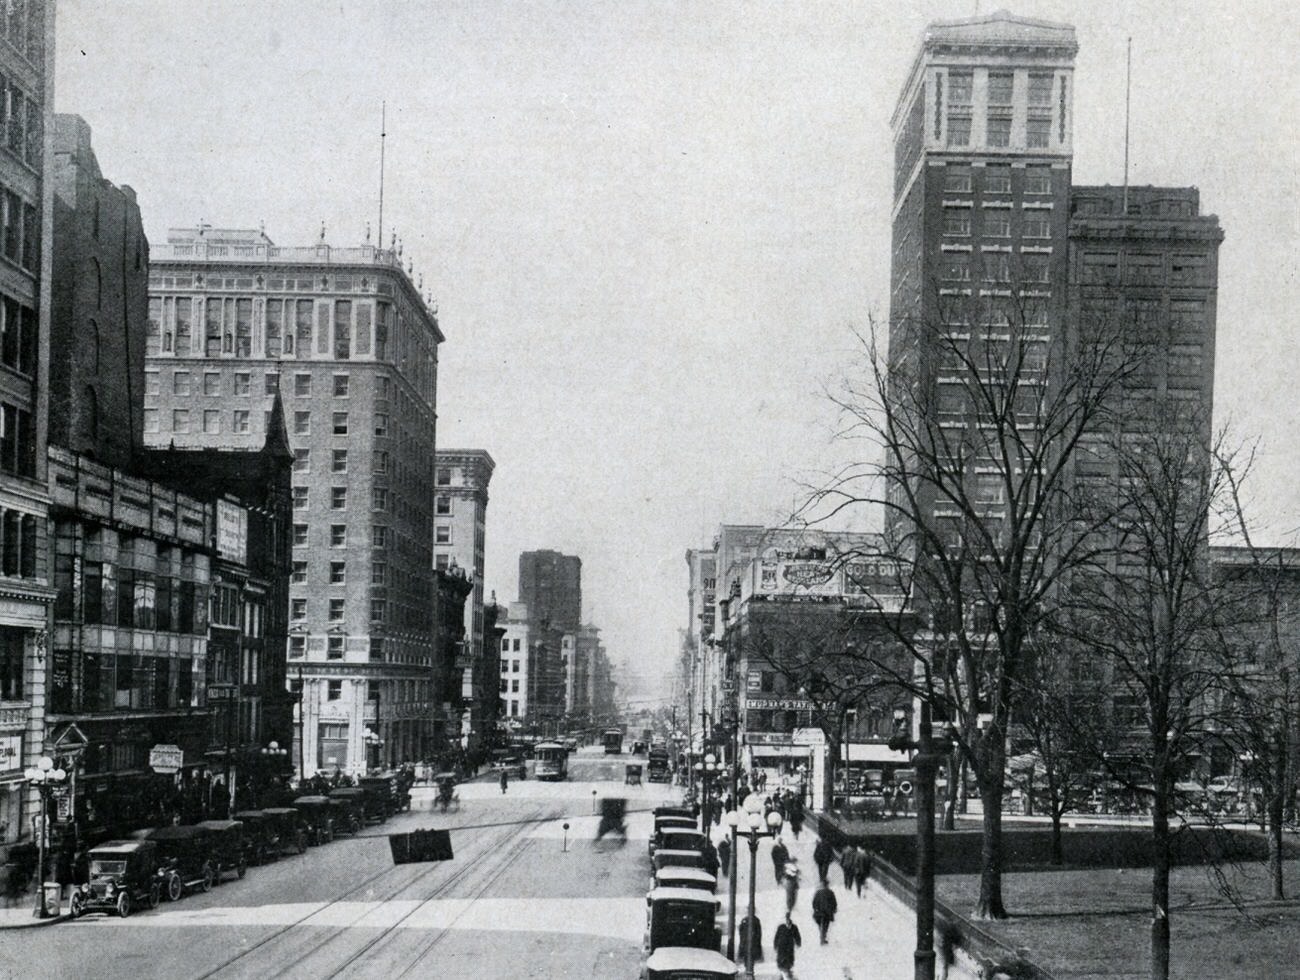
[803, 298, 1130, 918]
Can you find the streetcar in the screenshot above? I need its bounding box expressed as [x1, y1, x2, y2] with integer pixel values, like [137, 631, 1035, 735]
[535, 741, 569, 780]
[603, 728, 624, 755]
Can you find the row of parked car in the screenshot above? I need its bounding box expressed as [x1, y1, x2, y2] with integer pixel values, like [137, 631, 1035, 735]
[68, 773, 411, 919]
[642, 804, 737, 980]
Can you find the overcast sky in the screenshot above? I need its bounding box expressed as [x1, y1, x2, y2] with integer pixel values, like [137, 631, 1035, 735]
[55, 1, 1299, 706]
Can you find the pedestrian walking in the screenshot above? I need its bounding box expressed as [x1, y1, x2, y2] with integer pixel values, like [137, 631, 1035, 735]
[718, 834, 731, 877]
[788, 796, 805, 839]
[840, 844, 856, 888]
[701, 839, 720, 879]
[499, 766, 509, 794]
[811, 881, 838, 944]
[854, 845, 870, 896]
[739, 912, 763, 964]
[774, 913, 802, 979]
[782, 858, 800, 914]
[813, 835, 835, 883]
[770, 837, 790, 886]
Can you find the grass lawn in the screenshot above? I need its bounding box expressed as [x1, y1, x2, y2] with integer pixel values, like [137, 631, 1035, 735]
[938, 858, 1300, 979]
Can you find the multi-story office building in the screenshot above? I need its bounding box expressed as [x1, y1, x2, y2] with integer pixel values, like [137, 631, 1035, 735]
[0, 0, 53, 862]
[518, 550, 581, 634]
[432, 449, 494, 757]
[144, 227, 443, 773]
[497, 601, 531, 727]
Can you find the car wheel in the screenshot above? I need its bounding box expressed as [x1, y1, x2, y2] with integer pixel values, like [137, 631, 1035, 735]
[117, 891, 131, 919]
[166, 872, 183, 902]
[70, 892, 85, 918]
[148, 882, 161, 909]
[201, 862, 216, 892]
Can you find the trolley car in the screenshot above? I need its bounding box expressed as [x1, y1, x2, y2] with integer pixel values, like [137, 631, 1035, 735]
[535, 741, 569, 780]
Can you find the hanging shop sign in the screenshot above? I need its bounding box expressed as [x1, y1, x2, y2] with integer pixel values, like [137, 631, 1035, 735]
[148, 744, 184, 774]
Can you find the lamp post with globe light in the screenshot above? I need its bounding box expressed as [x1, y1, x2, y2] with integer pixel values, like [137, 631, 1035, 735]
[727, 792, 783, 979]
[693, 752, 719, 834]
[24, 756, 66, 918]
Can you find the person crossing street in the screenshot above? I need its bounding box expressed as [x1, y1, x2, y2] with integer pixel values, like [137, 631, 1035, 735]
[812, 880, 838, 944]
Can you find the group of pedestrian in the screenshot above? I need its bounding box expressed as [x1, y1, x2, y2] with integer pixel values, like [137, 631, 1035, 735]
[839, 842, 870, 896]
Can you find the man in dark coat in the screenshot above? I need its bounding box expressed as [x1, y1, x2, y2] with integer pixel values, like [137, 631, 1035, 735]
[854, 845, 870, 896]
[770, 837, 790, 885]
[738, 912, 763, 964]
[813, 835, 835, 883]
[701, 838, 720, 879]
[718, 834, 730, 877]
[839, 845, 856, 888]
[774, 913, 801, 978]
[812, 881, 838, 943]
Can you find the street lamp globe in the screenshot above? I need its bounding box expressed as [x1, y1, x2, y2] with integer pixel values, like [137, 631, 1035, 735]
[724, 809, 740, 829]
[766, 810, 784, 833]
[704, 752, 716, 767]
[742, 792, 763, 816]
[746, 810, 764, 833]
[37, 755, 53, 772]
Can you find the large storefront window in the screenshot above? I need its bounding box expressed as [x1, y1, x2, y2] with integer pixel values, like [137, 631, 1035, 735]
[318, 723, 349, 771]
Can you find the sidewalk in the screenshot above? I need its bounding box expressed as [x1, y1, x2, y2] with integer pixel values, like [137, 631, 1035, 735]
[706, 818, 915, 980]
[0, 905, 68, 929]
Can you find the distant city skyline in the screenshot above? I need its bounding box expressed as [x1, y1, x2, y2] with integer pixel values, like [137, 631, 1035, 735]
[54, 2, 1299, 705]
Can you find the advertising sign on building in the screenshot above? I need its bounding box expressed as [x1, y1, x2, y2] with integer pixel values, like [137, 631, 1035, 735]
[148, 744, 184, 774]
[792, 726, 827, 746]
[744, 696, 815, 712]
[215, 499, 248, 566]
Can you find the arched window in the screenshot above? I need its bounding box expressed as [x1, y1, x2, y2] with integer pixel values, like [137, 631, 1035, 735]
[88, 318, 100, 371]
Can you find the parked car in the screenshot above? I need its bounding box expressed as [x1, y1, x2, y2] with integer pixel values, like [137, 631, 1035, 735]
[492, 751, 527, 780]
[197, 819, 248, 883]
[149, 825, 218, 900]
[359, 773, 409, 818]
[291, 796, 336, 845]
[644, 886, 721, 954]
[644, 947, 738, 979]
[70, 840, 162, 918]
[327, 796, 362, 836]
[261, 808, 309, 855]
[331, 786, 384, 825]
[233, 810, 280, 865]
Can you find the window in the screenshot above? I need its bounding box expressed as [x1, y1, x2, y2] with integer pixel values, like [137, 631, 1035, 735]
[943, 214, 970, 237]
[235, 299, 252, 357]
[327, 679, 342, 699]
[1025, 170, 1051, 195]
[331, 487, 347, 510]
[203, 409, 221, 434]
[290, 636, 306, 658]
[203, 372, 220, 396]
[372, 488, 388, 511]
[986, 115, 1011, 147]
[173, 370, 191, 396]
[293, 523, 308, 546]
[948, 71, 972, 104]
[294, 374, 311, 397]
[145, 371, 160, 396]
[373, 526, 388, 548]
[435, 495, 451, 515]
[292, 560, 307, 583]
[373, 451, 388, 474]
[291, 598, 306, 620]
[292, 486, 308, 510]
[1082, 252, 1120, 285]
[435, 525, 451, 544]
[329, 598, 345, 622]
[435, 554, 449, 571]
[294, 411, 310, 435]
[293, 448, 309, 472]
[332, 449, 348, 473]
[512, 639, 521, 652]
[985, 169, 1012, 195]
[1026, 117, 1051, 149]
[172, 409, 190, 433]
[1028, 73, 1053, 105]
[376, 376, 391, 401]
[983, 253, 1011, 283]
[1022, 254, 1050, 284]
[266, 300, 284, 357]
[333, 374, 350, 397]
[233, 410, 250, 433]
[1023, 215, 1051, 239]
[941, 256, 970, 281]
[436, 467, 451, 485]
[334, 300, 352, 359]
[374, 413, 389, 438]
[372, 563, 387, 585]
[232, 372, 249, 396]
[370, 599, 386, 622]
[332, 412, 348, 435]
[987, 72, 1013, 105]
[947, 115, 971, 147]
[175, 298, 192, 355]
[144, 409, 159, 433]
[943, 171, 972, 194]
[330, 561, 346, 584]
[984, 213, 1010, 238]
[330, 524, 347, 547]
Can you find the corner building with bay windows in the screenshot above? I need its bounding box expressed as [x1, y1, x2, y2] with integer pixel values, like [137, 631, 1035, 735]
[143, 228, 442, 774]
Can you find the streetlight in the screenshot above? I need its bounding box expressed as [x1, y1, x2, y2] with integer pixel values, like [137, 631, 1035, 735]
[726, 792, 783, 980]
[363, 728, 384, 773]
[693, 752, 719, 834]
[888, 700, 954, 980]
[23, 756, 67, 919]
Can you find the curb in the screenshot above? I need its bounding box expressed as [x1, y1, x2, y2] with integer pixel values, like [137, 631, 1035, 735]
[0, 911, 70, 929]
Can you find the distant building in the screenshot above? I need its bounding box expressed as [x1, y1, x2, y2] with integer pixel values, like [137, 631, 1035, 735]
[518, 550, 581, 734]
[144, 227, 443, 773]
[433, 564, 472, 762]
[497, 602, 531, 726]
[432, 450, 495, 757]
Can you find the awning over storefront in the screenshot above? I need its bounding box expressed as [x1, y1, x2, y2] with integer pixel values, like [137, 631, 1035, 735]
[749, 745, 813, 759]
[844, 743, 912, 764]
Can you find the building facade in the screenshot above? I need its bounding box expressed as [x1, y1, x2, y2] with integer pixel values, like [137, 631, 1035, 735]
[143, 227, 443, 773]
[432, 449, 494, 757]
[497, 601, 531, 727]
[0, 0, 54, 862]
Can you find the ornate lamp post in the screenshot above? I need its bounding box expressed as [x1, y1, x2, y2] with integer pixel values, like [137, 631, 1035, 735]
[23, 756, 67, 918]
[363, 728, 384, 773]
[727, 792, 783, 979]
[693, 752, 718, 834]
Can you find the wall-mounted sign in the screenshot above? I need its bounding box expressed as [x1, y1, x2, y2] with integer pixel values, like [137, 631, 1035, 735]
[149, 743, 184, 774]
[744, 696, 814, 712]
[792, 727, 827, 746]
[782, 563, 834, 587]
[216, 499, 248, 566]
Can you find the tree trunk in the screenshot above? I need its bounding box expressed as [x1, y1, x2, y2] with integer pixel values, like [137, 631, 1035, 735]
[976, 778, 1007, 918]
[1050, 809, 1064, 865]
[1269, 734, 1286, 900]
[942, 748, 959, 830]
[824, 736, 839, 812]
[957, 756, 969, 815]
[1151, 781, 1171, 980]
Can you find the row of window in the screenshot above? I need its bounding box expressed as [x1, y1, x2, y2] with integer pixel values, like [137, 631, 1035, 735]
[0, 402, 35, 478]
[0, 186, 37, 271]
[47, 651, 197, 715]
[946, 71, 1054, 108]
[150, 368, 362, 399]
[0, 73, 42, 171]
[499, 678, 520, 693]
[0, 1, 45, 70]
[0, 294, 35, 376]
[292, 447, 389, 474]
[941, 253, 1052, 283]
[292, 677, 432, 703]
[53, 559, 208, 633]
[942, 169, 1054, 196]
[1079, 251, 1210, 287]
[942, 213, 1052, 239]
[500, 657, 522, 672]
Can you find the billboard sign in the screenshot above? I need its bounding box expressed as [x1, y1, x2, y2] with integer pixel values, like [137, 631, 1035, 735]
[216, 499, 248, 565]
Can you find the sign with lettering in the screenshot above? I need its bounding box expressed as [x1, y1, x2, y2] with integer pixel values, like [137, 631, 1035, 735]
[782, 562, 834, 587]
[745, 696, 814, 712]
[792, 727, 827, 746]
[206, 684, 236, 702]
[149, 744, 184, 774]
[216, 499, 248, 566]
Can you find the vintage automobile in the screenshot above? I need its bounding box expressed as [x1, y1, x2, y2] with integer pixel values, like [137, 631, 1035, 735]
[491, 750, 527, 780]
[650, 815, 699, 856]
[197, 819, 248, 883]
[331, 785, 385, 825]
[149, 825, 219, 900]
[261, 807, 310, 855]
[69, 840, 162, 918]
[643, 947, 738, 980]
[291, 796, 336, 845]
[327, 794, 363, 835]
[653, 805, 696, 820]
[432, 773, 460, 813]
[653, 866, 717, 892]
[644, 887, 721, 954]
[658, 829, 707, 854]
[652, 848, 707, 872]
[647, 749, 672, 783]
[359, 773, 409, 818]
[233, 810, 281, 865]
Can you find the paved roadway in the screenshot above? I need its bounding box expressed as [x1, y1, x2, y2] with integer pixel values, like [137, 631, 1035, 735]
[0, 748, 665, 980]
